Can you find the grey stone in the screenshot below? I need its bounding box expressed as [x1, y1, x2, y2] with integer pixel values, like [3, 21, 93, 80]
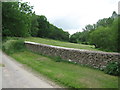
[24, 41, 120, 69]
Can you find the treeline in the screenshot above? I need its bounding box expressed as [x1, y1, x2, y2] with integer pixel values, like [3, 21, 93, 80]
[70, 11, 119, 52]
[2, 2, 119, 52]
[2, 2, 69, 41]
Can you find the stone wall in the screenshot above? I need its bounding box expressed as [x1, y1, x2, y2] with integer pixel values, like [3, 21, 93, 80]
[25, 41, 120, 69]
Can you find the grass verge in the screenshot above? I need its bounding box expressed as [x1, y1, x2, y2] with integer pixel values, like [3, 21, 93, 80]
[2, 37, 118, 88]
[24, 37, 101, 51]
[0, 63, 5, 67]
[10, 50, 118, 88]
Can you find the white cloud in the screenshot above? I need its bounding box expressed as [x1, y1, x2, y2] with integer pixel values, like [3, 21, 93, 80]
[22, 0, 119, 34]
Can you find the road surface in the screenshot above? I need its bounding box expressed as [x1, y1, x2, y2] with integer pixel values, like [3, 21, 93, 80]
[1, 52, 60, 88]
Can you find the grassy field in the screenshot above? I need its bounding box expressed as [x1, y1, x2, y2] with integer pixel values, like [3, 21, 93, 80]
[25, 37, 101, 51]
[11, 50, 118, 88]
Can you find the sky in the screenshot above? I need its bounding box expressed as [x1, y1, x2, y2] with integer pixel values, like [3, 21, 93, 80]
[22, 0, 119, 34]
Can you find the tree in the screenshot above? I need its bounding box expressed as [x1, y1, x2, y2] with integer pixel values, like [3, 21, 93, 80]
[37, 16, 69, 41]
[2, 2, 34, 37]
[37, 15, 50, 37]
[69, 32, 81, 43]
[89, 17, 119, 52]
[89, 27, 110, 48]
[118, 16, 120, 52]
[69, 11, 119, 52]
[84, 24, 95, 31]
[79, 30, 89, 43]
[30, 14, 39, 37]
[111, 11, 118, 19]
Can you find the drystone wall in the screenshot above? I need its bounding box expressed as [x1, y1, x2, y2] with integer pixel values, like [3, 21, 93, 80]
[25, 41, 120, 69]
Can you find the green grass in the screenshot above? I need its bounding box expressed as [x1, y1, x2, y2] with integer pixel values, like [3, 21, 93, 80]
[25, 37, 101, 51]
[2, 39, 26, 55]
[0, 63, 5, 67]
[11, 50, 118, 88]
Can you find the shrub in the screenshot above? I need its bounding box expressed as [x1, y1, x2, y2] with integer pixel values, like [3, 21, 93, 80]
[104, 61, 120, 76]
[53, 56, 62, 62]
[81, 42, 89, 45]
[2, 40, 25, 54]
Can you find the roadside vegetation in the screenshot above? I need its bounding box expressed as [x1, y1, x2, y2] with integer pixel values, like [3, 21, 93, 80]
[0, 63, 5, 67]
[25, 37, 100, 51]
[2, 2, 69, 41]
[2, 2, 120, 53]
[2, 1, 119, 88]
[11, 51, 118, 88]
[2, 38, 119, 88]
[69, 12, 119, 52]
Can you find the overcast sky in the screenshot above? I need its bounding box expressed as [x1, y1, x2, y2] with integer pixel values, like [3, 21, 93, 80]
[22, 0, 118, 34]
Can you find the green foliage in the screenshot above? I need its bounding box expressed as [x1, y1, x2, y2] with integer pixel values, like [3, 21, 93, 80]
[89, 27, 110, 48]
[69, 30, 90, 44]
[89, 17, 118, 52]
[2, 2, 33, 37]
[2, 2, 118, 53]
[11, 51, 118, 88]
[69, 32, 81, 43]
[30, 14, 39, 37]
[69, 24, 96, 44]
[37, 15, 50, 37]
[70, 11, 118, 52]
[96, 18, 114, 28]
[2, 39, 25, 54]
[37, 16, 70, 41]
[2, 2, 69, 41]
[104, 61, 120, 76]
[89, 13, 118, 52]
[118, 16, 120, 52]
[78, 30, 89, 43]
[0, 64, 5, 67]
[53, 56, 63, 62]
[25, 37, 99, 51]
[84, 24, 95, 31]
[2, 36, 118, 88]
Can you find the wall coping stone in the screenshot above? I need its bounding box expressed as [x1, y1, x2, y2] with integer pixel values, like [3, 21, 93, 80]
[25, 41, 120, 55]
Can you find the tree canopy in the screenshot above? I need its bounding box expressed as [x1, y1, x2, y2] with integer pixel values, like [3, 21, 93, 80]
[70, 11, 119, 52]
[2, 2, 69, 41]
[2, 2, 119, 52]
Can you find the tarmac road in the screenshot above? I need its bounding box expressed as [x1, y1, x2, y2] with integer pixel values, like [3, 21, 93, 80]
[1, 52, 60, 88]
